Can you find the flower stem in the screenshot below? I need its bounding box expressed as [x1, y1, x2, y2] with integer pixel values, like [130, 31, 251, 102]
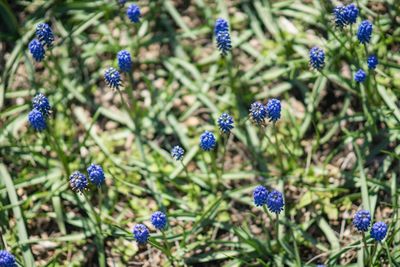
[361, 231, 369, 262]
[162, 230, 175, 266]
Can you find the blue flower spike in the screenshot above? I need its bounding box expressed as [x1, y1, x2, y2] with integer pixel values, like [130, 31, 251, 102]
[217, 113, 234, 134]
[69, 171, 88, 193]
[253, 185, 268, 207]
[171, 145, 184, 161]
[370, 221, 388, 242]
[266, 99, 281, 122]
[32, 93, 51, 117]
[35, 23, 54, 47]
[249, 101, 267, 125]
[29, 39, 45, 62]
[87, 164, 105, 187]
[104, 67, 122, 90]
[354, 69, 366, 83]
[309, 46, 325, 70]
[0, 250, 16, 267]
[367, 55, 378, 70]
[353, 209, 371, 232]
[117, 50, 132, 73]
[214, 18, 232, 55]
[345, 4, 358, 24]
[133, 224, 149, 244]
[267, 190, 285, 214]
[28, 109, 47, 131]
[151, 211, 167, 230]
[199, 131, 216, 151]
[127, 4, 141, 23]
[357, 20, 373, 44]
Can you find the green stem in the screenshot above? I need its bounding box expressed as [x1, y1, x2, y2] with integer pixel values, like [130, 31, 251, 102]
[361, 232, 369, 262]
[273, 124, 284, 172]
[384, 241, 394, 266]
[47, 128, 70, 176]
[162, 230, 175, 266]
[218, 133, 229, 185]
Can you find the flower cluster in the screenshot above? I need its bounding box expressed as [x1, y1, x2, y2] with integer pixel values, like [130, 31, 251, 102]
[117, 50, 132, 72]
[104, 67, 122, 90]
[0, 250, 16, 267]
[370, 221, 388, 242]
[70, 164, 105, 192]
[214, 18, 232, 55]
[199, 131, 216, 151]
[171, 145, 184, 161]
[126, 4, 141, 23]
[217, 113, 234, 134]
[333, 4, 358, 29]
[249, 99, 281, 125]
[253, 186, 285, 214]
[309, 46, 325, 70]
[132, 211, 169, 244]
[29, 23, 54, 62]
[28, 93, 51, 131]
[352, 210, 389, 242]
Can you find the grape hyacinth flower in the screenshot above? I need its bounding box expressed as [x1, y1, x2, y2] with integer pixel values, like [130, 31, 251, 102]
[87, 164, 105, 186]
[333, 5, 348, 29]
[133, 224, 149, 244]
[354, 69, 366, 83]
[35, 23, 54, 47]
[0, 250, 16, 267]
[370, 221, 388, 242]
[266, 99, 281, 122]
[69, 171, 88, 193]
[28, 109, 47, 131]
[217, 113, 234, 134]
[352, 210, 371, 232]
[309, 46, 325, 70]
[367, 55, 378, 70]
[199, 131, 216, 151]
[29, 39, 45, 62]
[171, 145, 184, 161]
[357, 20, 373, 44]
[249, 101, 267, 125]
[344, 4, 358, 24]
[104, 67, 121, 90]
[267, 190, 285, 214]
[127, 4, 141, 23]
[32, 93, 51, 117]
[118, 0, 127, 6]
[253, 185, 268, 206]
[151, 211, 167, 230]
[117, 50, 132, 72]
[214, 18, 232, 55]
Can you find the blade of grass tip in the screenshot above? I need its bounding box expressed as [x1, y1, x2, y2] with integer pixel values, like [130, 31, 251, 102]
[163, 0, 195, 39]
[0, 164, 35, 266]
[317, 217, 340, 251]
[354, 143, 371, 212]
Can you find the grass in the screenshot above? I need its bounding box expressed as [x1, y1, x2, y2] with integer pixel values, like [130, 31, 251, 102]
[1, 0, 400, 266]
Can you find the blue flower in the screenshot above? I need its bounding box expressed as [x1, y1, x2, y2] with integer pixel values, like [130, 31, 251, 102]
[199, 131, 216, 151]
[104, 67, 121, 90]
[117, 50, 132, 72]
[69, 171, 88, 193]
[28, 109, 46, 131]
[151, 211, 167, 230]
[344, 4, 358, 24]
[367, 55, 378, 69]
[249, 101, 267, 125]
[87, 164, 105, 186]
[357, 20, 373, 44]
[32, 93, 51, 117]
[309, 46, 325, 70]
[267, 190, 284, 214]
[266, 99, 281, 122]
[370, 221, 388, 242]
[29, 39, 45, 62]
[127, 4, 141, 23]
[35, 23, 54, 47]
[133, 224, 149, 244]
[352, 210, 371, 232]
[354, 69, 366, 83]
[333, 5, 348, 29]
[217, 113, 234, 134]
[171, 145, 184, 161]
[253, 185, 268, 206]
[118, 0, 127, 6]
[214, 18, 232, 55]
[0, 250, 16, 267]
